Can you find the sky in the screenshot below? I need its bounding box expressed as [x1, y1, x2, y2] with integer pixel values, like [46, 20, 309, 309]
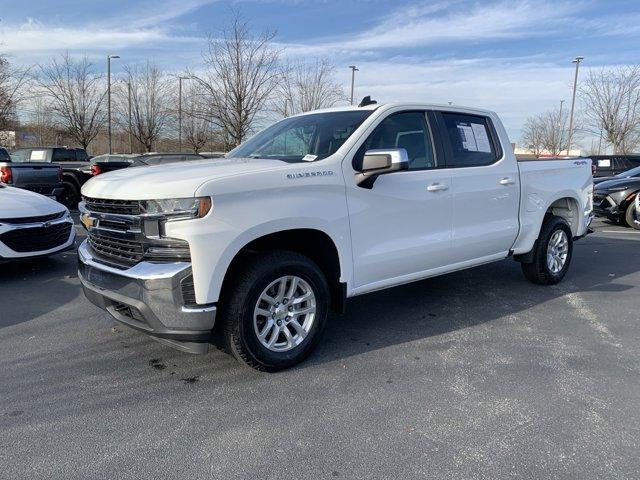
[0, 0, 638, 148]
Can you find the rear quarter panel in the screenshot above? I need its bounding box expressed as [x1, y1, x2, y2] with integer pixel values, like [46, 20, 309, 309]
[512, 158, 593, 255]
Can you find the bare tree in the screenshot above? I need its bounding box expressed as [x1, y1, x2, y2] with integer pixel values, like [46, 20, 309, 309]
[0, 55, 30, 130]
[521, 116, 545, 157]
[181, 84, 214, 153]
[540, 107, 570, 156]
[31, 96, 61, 145]
[274, 59, 346, 117]
[120, 62, 172, 152]
[521, 107, 569, 156]
[38, 53, 106, 149]
[580, 66, 640, 154]
[192, 14, 281, 150]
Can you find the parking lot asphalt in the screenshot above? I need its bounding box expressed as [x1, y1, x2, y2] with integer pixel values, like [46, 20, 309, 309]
[1, 218, 639, 479]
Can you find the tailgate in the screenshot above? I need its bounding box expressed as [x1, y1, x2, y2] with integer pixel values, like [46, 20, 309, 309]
[9, 163, 63, 196]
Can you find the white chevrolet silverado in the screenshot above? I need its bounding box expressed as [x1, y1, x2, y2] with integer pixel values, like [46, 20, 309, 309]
[79, 101, 593, 371]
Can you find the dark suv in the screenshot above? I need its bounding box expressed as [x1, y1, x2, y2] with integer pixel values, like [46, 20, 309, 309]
[10, 147, 92, 208]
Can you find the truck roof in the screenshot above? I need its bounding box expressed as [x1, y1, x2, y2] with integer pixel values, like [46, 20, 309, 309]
[293, 102, 498, 118]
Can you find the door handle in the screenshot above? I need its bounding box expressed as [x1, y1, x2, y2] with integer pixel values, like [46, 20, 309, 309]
[499, 177, 515, 185]
[427, 183, 448, 192]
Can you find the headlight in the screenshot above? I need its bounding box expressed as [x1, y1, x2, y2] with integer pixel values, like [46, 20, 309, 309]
[140, 197, 212, 221]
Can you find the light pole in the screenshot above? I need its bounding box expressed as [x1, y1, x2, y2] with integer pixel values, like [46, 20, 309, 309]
[349, 65, 358, 105]
[127, 81, 133, 154]
[566, 56, 583, 156]
[178, 76, 190, 152]
[107, 54, 120, 154]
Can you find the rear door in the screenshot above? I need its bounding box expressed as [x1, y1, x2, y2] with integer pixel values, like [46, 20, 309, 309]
[435, 111, 520, 263]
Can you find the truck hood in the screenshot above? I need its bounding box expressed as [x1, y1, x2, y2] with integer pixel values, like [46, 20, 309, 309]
[0, 185, 66, 219]
[81, 157, 288, 199]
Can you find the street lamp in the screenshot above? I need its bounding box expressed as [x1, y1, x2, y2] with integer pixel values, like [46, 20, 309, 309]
[349, 65, 359, 105]
[107, 54, 120, 154]
[566, 56, 583, 156]
[178, 76, 190, 152]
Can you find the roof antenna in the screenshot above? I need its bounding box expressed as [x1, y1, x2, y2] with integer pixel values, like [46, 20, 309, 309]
[358, 96, 377, 107]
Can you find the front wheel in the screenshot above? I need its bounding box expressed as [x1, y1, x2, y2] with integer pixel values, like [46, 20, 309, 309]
[219, 251, 329, 372]
[522, 216, 573, 285]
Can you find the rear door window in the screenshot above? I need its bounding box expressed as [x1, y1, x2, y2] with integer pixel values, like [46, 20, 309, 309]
[75, 150, 89, 161]
[439, 113, 500, 167]
[52, 149, 76, 162]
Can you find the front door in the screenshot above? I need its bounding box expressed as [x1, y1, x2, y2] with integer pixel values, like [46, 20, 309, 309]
[345, 111, 453, 291]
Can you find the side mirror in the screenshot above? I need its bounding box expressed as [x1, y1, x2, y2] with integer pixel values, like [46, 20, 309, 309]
[354, 148, 409, 188]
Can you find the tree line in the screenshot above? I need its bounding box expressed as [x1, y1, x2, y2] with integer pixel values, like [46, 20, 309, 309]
[521, 65, 640, 156]
[0, 14, 347, 153]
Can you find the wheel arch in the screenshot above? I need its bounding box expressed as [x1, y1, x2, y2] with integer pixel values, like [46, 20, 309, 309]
[219, 228, 347, 314]
[546, 196, 580, 236]
[62, 171, 81, 188]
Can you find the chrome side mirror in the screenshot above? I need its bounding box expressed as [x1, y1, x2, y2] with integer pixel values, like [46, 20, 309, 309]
[355, 148, 409, 188]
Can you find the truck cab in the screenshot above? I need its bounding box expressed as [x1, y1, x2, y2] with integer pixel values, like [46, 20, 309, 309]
[78, 102, 593, 371]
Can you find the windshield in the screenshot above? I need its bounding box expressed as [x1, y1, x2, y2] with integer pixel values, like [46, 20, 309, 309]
[616, 166, 640, 178]
[227, 110, 373, 162]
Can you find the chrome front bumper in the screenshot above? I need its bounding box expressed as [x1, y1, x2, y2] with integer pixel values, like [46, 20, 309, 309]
[78, 240, 216, 354]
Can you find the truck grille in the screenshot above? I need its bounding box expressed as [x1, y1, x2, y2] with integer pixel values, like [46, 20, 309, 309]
[0, 222, 72, 252]
[87, 231, 144, 265]
[83, 196, 140, 215]
[0, 211, 65, 225]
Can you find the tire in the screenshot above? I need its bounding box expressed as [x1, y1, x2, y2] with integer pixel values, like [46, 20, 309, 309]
[60, 180, 80, 209]
[624, 201, 640, 230]
[218, 250, 329, 372]
[521, 216, 573, 285]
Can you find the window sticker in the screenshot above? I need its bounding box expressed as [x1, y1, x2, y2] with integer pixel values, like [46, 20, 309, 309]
[302, 154, 318, 162]
[30, 150, 46, 160]
[598, 159, 611, 167]
[457, 122, 492, 153]
[457, 124, 478, 151]
[471, 123, 492, 152]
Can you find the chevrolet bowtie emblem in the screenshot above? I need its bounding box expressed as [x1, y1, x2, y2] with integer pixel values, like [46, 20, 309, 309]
[80, 214, 95, 229]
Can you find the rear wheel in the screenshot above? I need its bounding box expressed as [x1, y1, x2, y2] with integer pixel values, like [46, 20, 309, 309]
[624, 201, 640, 230]
[218, 250, 329, 372]
[60, 180, 79, 209]
[522, 216, 573, 285]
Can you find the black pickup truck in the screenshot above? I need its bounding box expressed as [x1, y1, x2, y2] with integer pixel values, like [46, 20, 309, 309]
[0, 147, 64, 199]
[10, 147, 92, 208]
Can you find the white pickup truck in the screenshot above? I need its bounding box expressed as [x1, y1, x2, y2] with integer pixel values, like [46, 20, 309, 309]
[78, 101, 593, 371]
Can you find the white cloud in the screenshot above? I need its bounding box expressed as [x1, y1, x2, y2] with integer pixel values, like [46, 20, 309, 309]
[331, 57, 596, 146]
[0, 18, 176, 53]
[280, 0, 581, 55]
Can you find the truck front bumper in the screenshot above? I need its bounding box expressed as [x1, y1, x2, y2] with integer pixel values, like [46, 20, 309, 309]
[78, 240, 216, 354]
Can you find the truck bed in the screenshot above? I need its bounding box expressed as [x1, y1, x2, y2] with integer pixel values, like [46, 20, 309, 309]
[513, 158, 593, 255]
